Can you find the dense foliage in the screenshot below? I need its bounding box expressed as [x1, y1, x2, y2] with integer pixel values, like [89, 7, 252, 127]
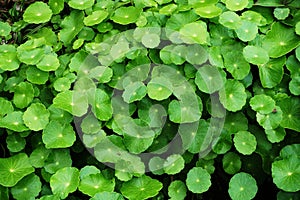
[0, 0, 300, 199]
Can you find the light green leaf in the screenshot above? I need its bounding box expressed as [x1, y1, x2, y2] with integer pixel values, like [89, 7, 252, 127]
[142, 33, 160, 48]
[228, 172, 258, 200]
[36, 53, 60, 71]
[44, 149, 72, 174]
[0, 21, 11, 37]
[26, 66, 49, 85]
[123, 82, 147, 103]
[278, 97, 300, 132]
[235, 21, 258, 42]
[111, 6, 141, 25]
[180, 21, 210, 45]
[273, 8, 289, 20]
[185, 44, 208, 65]
[249, 94, 276, 114]
[23, 103, 50, 131]
[83, 130, 106, 148]
[256, 106, 282, 130]
[289, 76, 300, 95]
[195, 65, 226, 94]
[147, 77, 172, 101]
[149, 156, 165, 175]
[262, 22, 300, 58]
[0, 45, 20, 71]
[23, 2, 52, 24]
[0, 153, 34, 187]
[163, 154, 185, 175]
[219, 11, 242, 29]
[13, 82, 34, 109]
[265, 127, 286, 143]
[29, 145, 51, 168]
[79, 173, 115, 197]
[91, 88, 113, 121]
[0, 97, 14, 117]
[168, 180, 187, 200]
[53, 77, 71, 92]
[91, 192, 124, 200]
[186, 167, 211, 193]
[0, 111, 29, 132]
[225, 0, 249, 11]
[120, 175, 163, 200]
[194, 5, 222, 18]
[296, 21, 300, 36]
[11, 174, 42, 200]
[243, 45, 269, 65]
[49, 0, 64, 14]
[42, 120, 76, 148]
[84, 10, 109, 26]
[68, 0, 95, 10]
[233, 131, 257, 155]
[50, 167, 80, 199]
[6, 134, 26, 153]
[219, 79, 247, 112]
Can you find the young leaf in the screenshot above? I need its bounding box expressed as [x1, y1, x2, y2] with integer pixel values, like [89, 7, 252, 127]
[149, 156, 165, 175]
[26, 66, 49, 85]
[0, 21, 11, 37]
[265, 127, 286, 143]
[219, 11, 242, 29]
[228, 172, 258, 200]
[0, 45, 20, 71]
[91, 192, 124, 200]
[23, 2, 53, 24]
[249, 94, 276, 114]
[256, 106, 283, 130]
[222, 152, 242, 174]
[111, 6, 141, 25]
[168, 180, 187, 200]
[42, 120, 76, 148]
[147, 77, 173, 101]
[84, 10, 109, 26]
[163, 154, 185, 175]
[0, 153, 34, 187]
[50, 167, 80, 199]
[194, 5, 222, 18]
[13, 82, 34, 109]
[243, 45, 269, 65]
[11, 174, 42, 200]
[233, 131, 257, 155]
[225, 0, 249, 11]
[49, 0, 64, 14]
[120, 175, 163, 200]
[186, 167, 211, 193]
[273, 8, 289, 20]
[23, 103, 50, 131]
[68, 0, 95, 10]
[180, 21, 210, 45]
[235, 21, 258, 42]
[219, 79, 247, 112]
[122, 81, 147, 103]
[36, 53, 60, 71]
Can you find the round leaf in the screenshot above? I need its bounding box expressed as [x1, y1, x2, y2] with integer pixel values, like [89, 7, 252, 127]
[120, 175, 163, 200]
[6, 134, 26, 153]
[219, 79, 247, 112]
[123, 82, 147, 103]
[265, 127, 286, 143]
[23, 103, 50, 131]
[235, 21, 258, 42]
[233, 131, 257, 155]
[147, 77, 172, 101]
[142, 33, 160, 48]
[228, 172, 258, 200]
[0, 153, 34, 187]
[163, 154, 185, 175]
[11, 174, 42, 200]
[50, 167, 80, 199]
[23, 2, 52, 24]
[273, 8, 289, 20]
[222, 152, 242, 174]
[111, 6, 140, 25]
[243, 45, 269, 65]
[256, 106, 283, 130]
[249, 94, 276, 114]
[0, 21, 11, 37]
[186, 167, 211, 193]
[259, 57, 285, 88]
[84, 10, 109, 26]
[13, 82, 34, 109]
[219, 11, 242, 29]
[194, 5, 222, 18]
[0, 45, 20, 71]
[42, 120, 76, 148]
[91, 192, 124, 200]
[0, 111, 29, 132]
[168, 180, 187, 200]
[180, 21, 210, 45]
[225, 0, 249, 11]
[36, 54, 60, 71]
[68, 0, 95, 10]
[26, 66, 49, 85]
[278, 97, 300, 132]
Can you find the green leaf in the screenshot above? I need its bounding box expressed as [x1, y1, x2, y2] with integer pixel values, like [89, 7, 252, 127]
[243, 45, 269, 65]
[0, 111, 29, 132]
[228, 172, 258, 200]
[265, 127, 286, 143]
[111, 6, 141, 25]
[142, 33, 161, 48]
[147, 77, 172, 101]
[11, 174, 42, 200]
[0, 45, 20, 71]
[273, 8, 289, 20]
[223, 51, 250, 80]
[149, 156, 165, 175]
[289, 76, 300, 95]
[91, 192, 124, 200]
[0, 153, 34, 187]
[23, 103, 50, 131]
[296, 21, 300, 36]
[50, 167, 80, 199]
[219, 79, 247, 112]
[0, 97, 14, 117]
[23, 2, 52, 24]
[49, 0, 64, 14]
[186, 167, 211, 193]
[194, 5, 222, 18]
[233, 131, 257, 155]
[195, 65, 226, 94]
[180, 21, 210, 45]
[68, 0, 95, 10]
[272, 155, 300, 192]
[0, 21, 11, 37]
[262, 22, 300, 58]
[53, 90, 88, 117]
[29, 145, 51, 168]
[79, 173, 115, 196]
[278, 97, 300, 132]
[43, 120, 76, 148]
[44, 149, 72, 174]
[120, 175, 163, 200]
[222, 152, 241, 174]
[36, 53, 60, 71]
[258, 57, 285, 88]
[53, 77, 71, 92]
[26, 66, 49, 85]
[163, 154, 185, 175]
[219, 11, 242, 29]
[59, 11, 84, 45]
[225, 0, 249, 11]
[91, 88, 113, 121]
[84, 10, 109, 26]
[185, 44, 208, 65]
[168, 180, 187, 200]
[235, 21, 258, 42]
[13, 82, 34, 109]
[256, 106, 283, 130]
[123, 81, 147, 103]
[6, 134, 26, 153]
[249, 94, 276, 114]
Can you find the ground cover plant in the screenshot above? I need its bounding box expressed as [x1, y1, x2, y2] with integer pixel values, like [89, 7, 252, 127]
[0, 0, 300, 199]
